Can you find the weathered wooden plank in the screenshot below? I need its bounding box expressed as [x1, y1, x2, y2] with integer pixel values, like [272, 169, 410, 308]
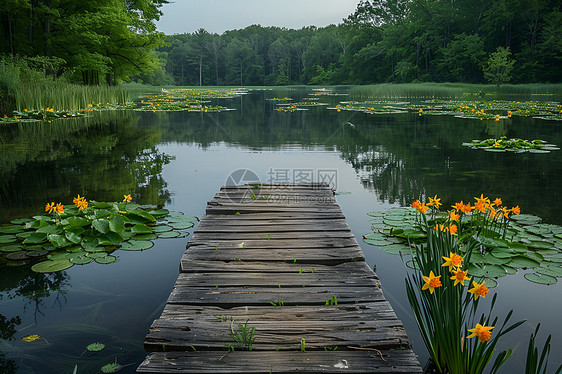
[157, 303, 398, 322]
[196, 220, 350, 231]
[167, 286, 384, 306]
[137, 350, 423, 373]
[187, 237, 360, 249]
[174, 272, 377, 288]
[182, 247, 365, 264]
[191, 231, 354, 241]
[145, 318, 409, 351]
[201, 212, 346, 220]
[180, 260, 375, 275]
[206, 206, 343, 215]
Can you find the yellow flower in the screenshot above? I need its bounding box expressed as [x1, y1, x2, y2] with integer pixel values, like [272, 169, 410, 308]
[21, 334, 41, 342]
[73, 194, 84, 205]
[467, 323, 494, 342]
[450, 268, 471, 286]
[449, 211, 460, 221]
[427, 195, 442, 209]
[442, 252, 463, 271]
[493, 198, 502, 207]
[511, 205, 521, 215]
[449, 224, 458, 235]
[55, 203, 64, 214]
[468, 280, 489, 300]
[123, 194, 132, 202]
[422, 271, 442, 294]
[45, 202, 55, 214]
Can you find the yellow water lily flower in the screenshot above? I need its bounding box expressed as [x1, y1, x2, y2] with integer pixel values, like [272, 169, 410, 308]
[422, 271, 442, 294]
[123, 194, 132, 202]
[55, 203, 64, 214]
[467, 323, 494, 342]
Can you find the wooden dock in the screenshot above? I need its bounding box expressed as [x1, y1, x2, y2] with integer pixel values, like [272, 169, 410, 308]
[137, 183, 422, 373]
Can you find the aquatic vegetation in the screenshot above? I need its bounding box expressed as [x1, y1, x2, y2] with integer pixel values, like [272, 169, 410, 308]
[405, 204, 525, 373]
[276, 106, 300, 112]
[364, 195, 562, 285]
[0, 195, 198, 273]
[134, 88, 243, 113]
[330, 102, 407, 114]
[463, 137, 559, 153]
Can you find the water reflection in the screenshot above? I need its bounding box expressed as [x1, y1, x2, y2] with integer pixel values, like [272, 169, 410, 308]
[0, 111, 173, 222]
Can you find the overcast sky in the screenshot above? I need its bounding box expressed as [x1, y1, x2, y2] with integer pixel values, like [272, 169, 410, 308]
[155, 0, 360, 35]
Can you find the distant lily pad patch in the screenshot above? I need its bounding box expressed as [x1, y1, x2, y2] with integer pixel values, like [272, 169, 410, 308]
[364, 207, 562, 285]
[0, 198, 197, 273]
[463, 137, 558, 153]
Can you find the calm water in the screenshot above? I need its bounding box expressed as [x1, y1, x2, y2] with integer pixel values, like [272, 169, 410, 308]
[1, 88, 561, 373]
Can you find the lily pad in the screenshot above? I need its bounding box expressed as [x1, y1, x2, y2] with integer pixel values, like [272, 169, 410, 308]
[169, 221, 195, 230]
[6, 251, 30, 261]
[11, 218, 34, 224]
[120, 240, 154, 251]
[1, 244, 22, 252]
[535, 265, 562, 277]
[527, 240, 554, 250]
[31, 259, 73, 273]
[132, 233, 157, 240]
[86, 342, 105, 352]
[71, 256, 94, 265]
[86, 252, 109, 259]
[26, 249, 49, 257]
[524, 273, 557, 285]
[507, 256, 540, 269]
[95, 256, 117, 264]
[48, 252, 79, 261]
[148, 209, 169, 218]
[158, 231, 181, 238]
[152, 225, 173, 233]
[0, 225, 25, 234]
[0, 235, 17, 244]
[131, 223, 152, 234]
[101, 362, 122, 373]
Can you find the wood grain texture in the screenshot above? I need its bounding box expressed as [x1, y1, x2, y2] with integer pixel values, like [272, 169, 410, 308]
[138, 183, 421, 373]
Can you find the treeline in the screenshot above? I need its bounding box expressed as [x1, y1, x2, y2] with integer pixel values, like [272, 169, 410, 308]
[0, 0, 167, 85]
[151, 0, 561, 86]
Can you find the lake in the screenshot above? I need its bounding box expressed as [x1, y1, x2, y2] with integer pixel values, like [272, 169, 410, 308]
[1, 87, 561, 373]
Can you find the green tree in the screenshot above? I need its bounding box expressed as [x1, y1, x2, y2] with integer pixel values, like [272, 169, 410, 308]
[483, 46, 515, 86]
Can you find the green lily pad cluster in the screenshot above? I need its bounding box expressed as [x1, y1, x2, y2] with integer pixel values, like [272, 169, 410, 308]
[462, 137, 560, 153]
[0, 200, 198, 273]
[331, 102, 408, 114]
[364, 208, 562, 285]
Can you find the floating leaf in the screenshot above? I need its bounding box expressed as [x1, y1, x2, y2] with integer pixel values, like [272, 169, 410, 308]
[21, 334, 41, 342]
[483, 278, 498, 288]
[527, 240, 554, 250]
[126, 210, 156, 223]
[31, 259, 73, 273]
[524, 273, 557, 285]
[97, 232, 124, 246]
[101, 362, 122, 373]
[95, 256, 117, 264]
[86, 342, 105, 352]
[11, 218, 33, 225]
[132, 233, 157, 240]
[507, 256, 540, 269]
[152, 225, 173, 233]
[0, 225, 24, 234]
[48, 252, 77, 261]
[535, 265, 562, 277]
[148, 209, 169, 218]
[23, 232, 48, 244]
[169, 221, 194, 230]
[131, 224, 152, 234]
[158, 231, 181, 238]
[86, 252, 109, 259]
[0, 235, 17, 244]
[48, 234, 72, 248]
[6, 251, 29, 261]
[120, 240, 154, 251]
[71, 256, 94, 265]
[66, 217, 91, 227]
[26, 249, 49, 257]
[1, 244, 22, 252]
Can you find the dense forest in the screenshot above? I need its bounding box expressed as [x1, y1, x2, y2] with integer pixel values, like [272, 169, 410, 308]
[0, 0, 168, 85]
[0, 0, 560, 87]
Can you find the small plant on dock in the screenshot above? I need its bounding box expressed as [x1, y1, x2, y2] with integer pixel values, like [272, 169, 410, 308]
[300, 338, 306, 352]
[325, 296, 337, 305]
[270, 299, 284, 307]
[230, 319, 255, 351]
[406, 197, 525, 373]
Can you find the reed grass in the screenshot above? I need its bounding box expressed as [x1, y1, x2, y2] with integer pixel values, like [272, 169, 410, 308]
[351, 83, 562, 101]
[0, 56, 129, 114]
